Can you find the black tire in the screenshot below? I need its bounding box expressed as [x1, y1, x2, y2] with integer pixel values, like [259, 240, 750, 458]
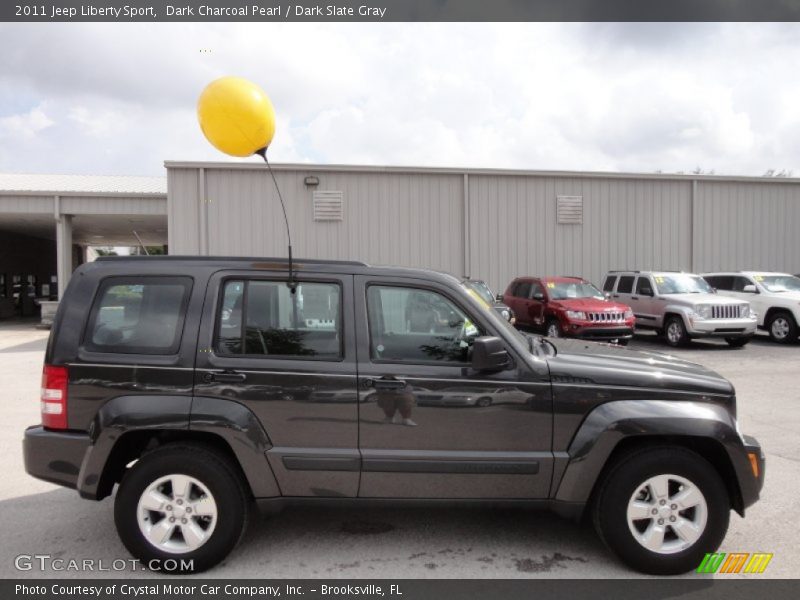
[725, 336, 751, 348]
[545, 318, 561, 338]
[476, 396, 492, 407]
[114, 443, 250, 574]
[767, 311, 798, 344]
[663, 316, 689, 347]
[615, 339, 630, 347]
[592, 446, 730, 575]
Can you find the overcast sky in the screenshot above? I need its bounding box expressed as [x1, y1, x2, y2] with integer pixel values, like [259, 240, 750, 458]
[0, 22, 799, 177]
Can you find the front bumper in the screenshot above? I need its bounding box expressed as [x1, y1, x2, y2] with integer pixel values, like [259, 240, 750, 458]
[567, 325, 634, 341]
[687, 317, 757, 337]
[23, 425, 89, 490]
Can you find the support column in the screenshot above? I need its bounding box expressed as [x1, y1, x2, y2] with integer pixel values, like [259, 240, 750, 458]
[56, 214, 72, 299]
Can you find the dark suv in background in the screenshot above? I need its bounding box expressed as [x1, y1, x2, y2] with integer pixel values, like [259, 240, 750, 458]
[24, 256, 763, 575]
[503, 276, 635, 344]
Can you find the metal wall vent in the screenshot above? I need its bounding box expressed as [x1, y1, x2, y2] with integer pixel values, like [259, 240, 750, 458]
[313, 190, 344, 221]
[557, 195, 583, 225]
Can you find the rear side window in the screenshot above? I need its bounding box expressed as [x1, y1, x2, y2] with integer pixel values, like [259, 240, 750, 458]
[216, 280, 342, 359]
[706, 275, 733, 290]
[85, 277, 192, 355]
[616, 276, 635, 294]
[603, 275, 617, 292]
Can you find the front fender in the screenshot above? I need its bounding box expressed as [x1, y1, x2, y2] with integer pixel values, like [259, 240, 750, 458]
[553, 400, 758, 508]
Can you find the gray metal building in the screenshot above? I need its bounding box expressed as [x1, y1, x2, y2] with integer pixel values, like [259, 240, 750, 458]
[167, 162, 800, 293]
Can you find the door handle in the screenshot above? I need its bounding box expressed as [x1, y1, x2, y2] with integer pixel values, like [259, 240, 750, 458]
[203, 370, 247, 383]
[369, 377, 407, 391]
[631, 296, 639, 300]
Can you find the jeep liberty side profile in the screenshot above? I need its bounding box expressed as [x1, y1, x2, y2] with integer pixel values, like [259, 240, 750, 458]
[24, 257, 764, 575]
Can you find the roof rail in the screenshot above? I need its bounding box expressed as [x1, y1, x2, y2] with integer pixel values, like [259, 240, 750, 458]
[94, 255, 370, 267]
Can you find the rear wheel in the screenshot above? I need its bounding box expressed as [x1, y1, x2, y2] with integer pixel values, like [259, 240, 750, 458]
[664, 316, 689, 347]
[593, 447, 729, 575]
[725, 336, 751, 348]
[114, 444, 250, 573]
[767, 311, 798, 344]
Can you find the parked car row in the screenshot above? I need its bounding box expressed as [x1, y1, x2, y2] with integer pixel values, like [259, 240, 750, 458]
[495, 270, 800, 348]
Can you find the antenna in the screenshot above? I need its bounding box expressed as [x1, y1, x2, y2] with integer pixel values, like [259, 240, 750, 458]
[255, 147, 296, 293]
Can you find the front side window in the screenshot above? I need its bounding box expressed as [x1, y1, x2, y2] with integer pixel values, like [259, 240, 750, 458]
[367, 286, 483, 363]
[635, 276, 654, 295]
[86, 277, 192, 354]
[217, 280, 342, 359]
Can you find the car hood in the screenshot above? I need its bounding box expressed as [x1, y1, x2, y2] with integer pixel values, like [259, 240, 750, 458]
[545, 338, 734, 398]
[551, 297, 629, 312]
[662, 293, 745, 306]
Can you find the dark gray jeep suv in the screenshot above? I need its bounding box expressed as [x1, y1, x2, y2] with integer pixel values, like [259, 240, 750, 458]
[24, 256, 764, 575]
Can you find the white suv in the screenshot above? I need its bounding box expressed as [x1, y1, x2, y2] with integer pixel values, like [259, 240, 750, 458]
[603, 271, 757, 347]
[703, 272, 800, 343]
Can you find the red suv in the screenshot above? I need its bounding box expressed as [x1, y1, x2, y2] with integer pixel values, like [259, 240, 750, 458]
[503, 276, 635, 344]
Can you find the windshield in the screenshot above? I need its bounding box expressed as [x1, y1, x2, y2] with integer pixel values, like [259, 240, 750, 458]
[548, 281, 604, 300]
[755, 275, 800, 293]
[464, 280, 496, 305]
[654, 274, 713, 294]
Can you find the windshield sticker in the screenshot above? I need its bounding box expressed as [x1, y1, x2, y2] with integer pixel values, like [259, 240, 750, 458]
[547, 282, 555, 288]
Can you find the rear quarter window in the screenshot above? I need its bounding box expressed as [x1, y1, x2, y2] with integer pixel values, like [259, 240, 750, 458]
[603, 275, 617, 292]
[83, 277, 193, 355]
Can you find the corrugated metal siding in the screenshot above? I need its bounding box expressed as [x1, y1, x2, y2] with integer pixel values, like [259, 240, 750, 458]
[193, 168, 464, 275]
[467, 176, 692, 291]
[0, 195, 53, 213]
[167, 168, 201, 254]
[694, 180, 800, 274]
[167, 164, 800, 294]
[61, 196, 166, 215]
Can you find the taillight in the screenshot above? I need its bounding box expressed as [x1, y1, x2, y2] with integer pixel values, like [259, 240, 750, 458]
[41, 365, 68, 430]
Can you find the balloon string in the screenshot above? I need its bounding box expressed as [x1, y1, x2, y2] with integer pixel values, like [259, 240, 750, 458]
[256, 148, 296, 293]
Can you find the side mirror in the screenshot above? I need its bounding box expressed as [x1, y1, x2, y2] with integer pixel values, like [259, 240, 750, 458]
[742, 284, 757, 293]
[496, 293, 504, 302]
[604, 292, 611, 299]
[533, 292, 545, 301]
[471, 336, 510, 372]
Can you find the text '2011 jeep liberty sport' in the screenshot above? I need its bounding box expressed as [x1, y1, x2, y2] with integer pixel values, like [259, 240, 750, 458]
[24, 257, 764, 574]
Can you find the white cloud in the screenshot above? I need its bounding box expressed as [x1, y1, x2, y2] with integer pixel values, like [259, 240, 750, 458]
[0, 23, 799, 176]
[0, 103, 54, 140]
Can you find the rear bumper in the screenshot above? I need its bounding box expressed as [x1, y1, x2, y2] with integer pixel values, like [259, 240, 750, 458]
[23, 425, 89, 491]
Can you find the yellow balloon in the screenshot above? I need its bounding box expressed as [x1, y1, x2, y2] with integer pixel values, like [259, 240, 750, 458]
[197, 76, 276, 157]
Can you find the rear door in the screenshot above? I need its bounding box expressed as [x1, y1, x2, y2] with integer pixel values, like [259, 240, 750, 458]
[353, 275, 553, 499]
[613, 274, 638, 312]
[194, 270, 359, 497]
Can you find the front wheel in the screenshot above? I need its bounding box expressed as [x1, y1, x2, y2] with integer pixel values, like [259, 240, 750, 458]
[593, 447, 729, 575]
[725, 336, 751, 348]
[767, 311, 798, 344]
[114, 444, 250, 573]
[664, 316, 689, 347]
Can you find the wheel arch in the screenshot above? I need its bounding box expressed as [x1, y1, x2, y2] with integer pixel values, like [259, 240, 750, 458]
[552, 400, 749, 519]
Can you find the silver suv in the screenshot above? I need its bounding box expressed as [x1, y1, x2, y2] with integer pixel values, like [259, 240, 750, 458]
[703, 272, 800, 344]
[603, 271, 757, 347]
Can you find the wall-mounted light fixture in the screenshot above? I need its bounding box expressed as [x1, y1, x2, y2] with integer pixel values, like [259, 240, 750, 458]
[304, 175, 320, 187]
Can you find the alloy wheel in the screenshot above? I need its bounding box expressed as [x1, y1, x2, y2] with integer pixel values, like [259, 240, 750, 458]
[771, 317, 790, 340]
[136, 474, 218, 554]
[626, 473, 708, 555]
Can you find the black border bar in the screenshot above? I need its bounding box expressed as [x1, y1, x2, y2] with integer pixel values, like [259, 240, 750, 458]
[4, 1, 800, 23]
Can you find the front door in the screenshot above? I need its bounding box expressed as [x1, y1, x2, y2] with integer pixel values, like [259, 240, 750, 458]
[194, 270, 359, 497]
[633, 275, 657, 324]
[354, 276, 553, 499]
